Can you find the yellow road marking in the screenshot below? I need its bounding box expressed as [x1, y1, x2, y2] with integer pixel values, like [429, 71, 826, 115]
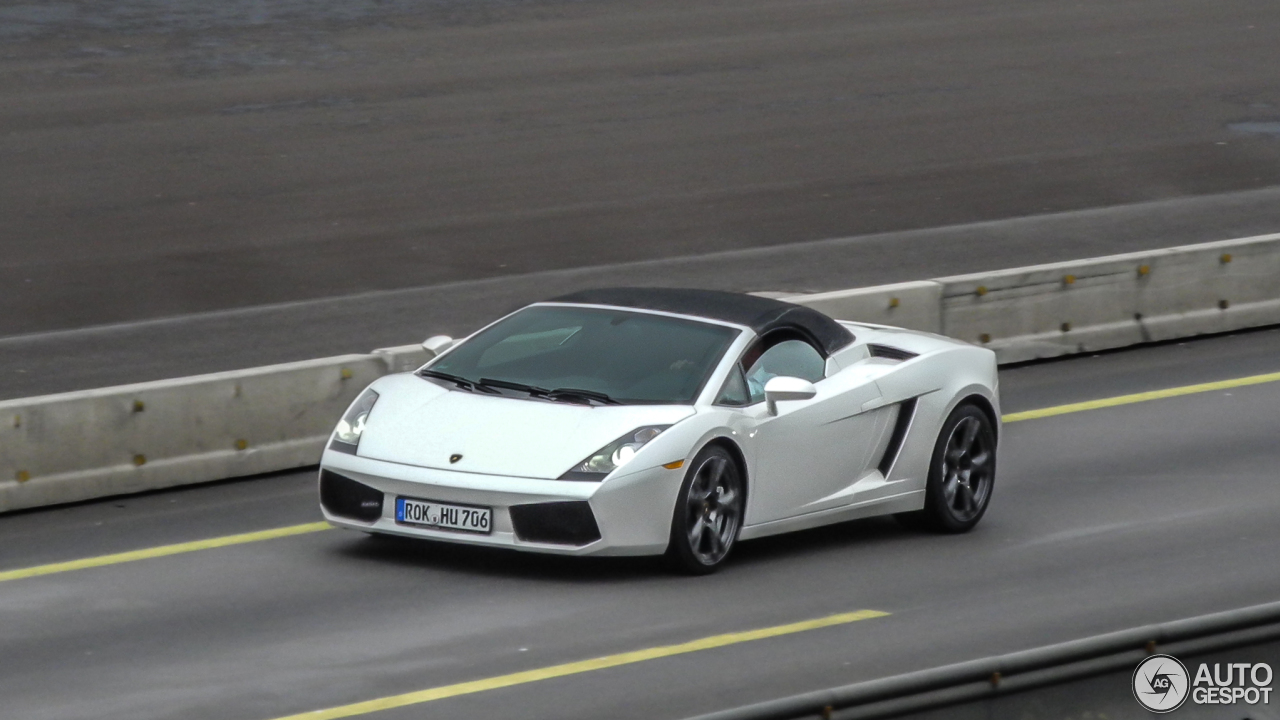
[4, 370, 1278, 584]
[1002, 370, 1280, 423]
[0, 522, 331, 583]
[266, 609, 889, 720]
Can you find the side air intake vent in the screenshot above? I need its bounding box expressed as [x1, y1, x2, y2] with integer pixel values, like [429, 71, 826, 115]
[877, 398, 919, 477]
[319, 470, 384, 522]
[868, 344, 919, 362]
[509, 501, 602, 546]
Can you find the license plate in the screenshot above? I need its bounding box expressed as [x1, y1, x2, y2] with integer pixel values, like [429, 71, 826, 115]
[395, 496, 492, 534]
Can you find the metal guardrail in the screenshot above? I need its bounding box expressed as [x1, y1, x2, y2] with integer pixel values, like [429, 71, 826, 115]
[683, 600, 1280, 720]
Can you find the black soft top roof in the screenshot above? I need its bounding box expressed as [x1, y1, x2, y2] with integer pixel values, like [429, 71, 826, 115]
[548, 287, 854, 356]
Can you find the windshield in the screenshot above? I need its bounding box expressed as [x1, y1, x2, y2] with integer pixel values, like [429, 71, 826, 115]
[426, 305, 740, 404]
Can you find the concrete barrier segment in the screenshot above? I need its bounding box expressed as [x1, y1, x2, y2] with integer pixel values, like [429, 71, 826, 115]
[371, 344, 435, 373]
[781, 281, 943, 334]
[0, 354, 384, 513]
[934, 232, 1280, 361]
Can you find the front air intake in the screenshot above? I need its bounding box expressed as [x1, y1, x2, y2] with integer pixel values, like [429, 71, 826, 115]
[319, 470, 383, 522]
[509, 501, 602, 546]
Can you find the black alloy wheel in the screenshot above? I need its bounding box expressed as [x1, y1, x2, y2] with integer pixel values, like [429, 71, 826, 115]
[918, 403, 996, 533]
[667, 445, 745, 575]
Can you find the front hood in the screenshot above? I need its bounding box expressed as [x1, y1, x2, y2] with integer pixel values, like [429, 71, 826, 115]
[356, 374, 695, 479]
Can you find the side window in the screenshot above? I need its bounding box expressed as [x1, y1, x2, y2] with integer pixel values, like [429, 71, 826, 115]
[714, 364, 751, 406]
[744, 339, 825, 404]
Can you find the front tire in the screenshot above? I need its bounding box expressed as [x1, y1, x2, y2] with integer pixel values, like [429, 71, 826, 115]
[666, 445, 745, 575]
[916, 403, 996, 533]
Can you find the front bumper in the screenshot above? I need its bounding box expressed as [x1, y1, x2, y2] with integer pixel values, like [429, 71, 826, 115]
[318, 449, 683, 556]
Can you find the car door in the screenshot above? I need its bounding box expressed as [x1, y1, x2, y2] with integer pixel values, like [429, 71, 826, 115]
[722, 337, 893, 525]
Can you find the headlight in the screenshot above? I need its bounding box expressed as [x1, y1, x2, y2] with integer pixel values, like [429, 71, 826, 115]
[559, 425, 670, 480]
[329, 389, 379, 453]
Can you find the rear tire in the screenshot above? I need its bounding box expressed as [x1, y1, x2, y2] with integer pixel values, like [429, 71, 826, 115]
[666, 445, 745, 575]
[910, 403, 996, 533]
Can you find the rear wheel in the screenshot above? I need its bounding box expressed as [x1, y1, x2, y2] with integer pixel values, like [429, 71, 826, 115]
[666, 446, 744, 575]
[913, 403, 996, 533]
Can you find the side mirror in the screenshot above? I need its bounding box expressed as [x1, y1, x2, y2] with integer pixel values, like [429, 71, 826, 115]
[764, 376, 817, 416]
[422, 335, 454, 357]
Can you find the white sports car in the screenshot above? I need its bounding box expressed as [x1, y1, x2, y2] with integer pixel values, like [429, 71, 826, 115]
[319, 288, 1000, 573]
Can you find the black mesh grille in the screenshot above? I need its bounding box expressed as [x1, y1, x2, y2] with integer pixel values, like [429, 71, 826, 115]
[319, 470, 383, 522]
[509, 501, 602, 546]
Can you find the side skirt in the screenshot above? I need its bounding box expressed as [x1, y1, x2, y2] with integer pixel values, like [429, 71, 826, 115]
[737, 490, 925, 541]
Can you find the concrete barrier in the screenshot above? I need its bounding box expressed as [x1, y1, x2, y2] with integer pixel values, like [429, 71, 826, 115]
[779, 281, 942, 334]
[1, 354, 402, 512]
[371, 344, 434, 373]
[4, 233, 1279, 512]
[936, 233, 1280, 363]
[786, 232, 1280, 363]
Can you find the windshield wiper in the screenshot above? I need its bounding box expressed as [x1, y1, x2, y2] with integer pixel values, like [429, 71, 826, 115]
[477, 379, 620, 405]
[546, 388, 621, 405]
[477, 378, 551, 396]
[419, 370, 499, 394]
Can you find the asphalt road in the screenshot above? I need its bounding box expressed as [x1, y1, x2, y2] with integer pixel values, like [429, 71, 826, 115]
[2, 328, 1279, 720]
[3, 0, 1280, 348]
